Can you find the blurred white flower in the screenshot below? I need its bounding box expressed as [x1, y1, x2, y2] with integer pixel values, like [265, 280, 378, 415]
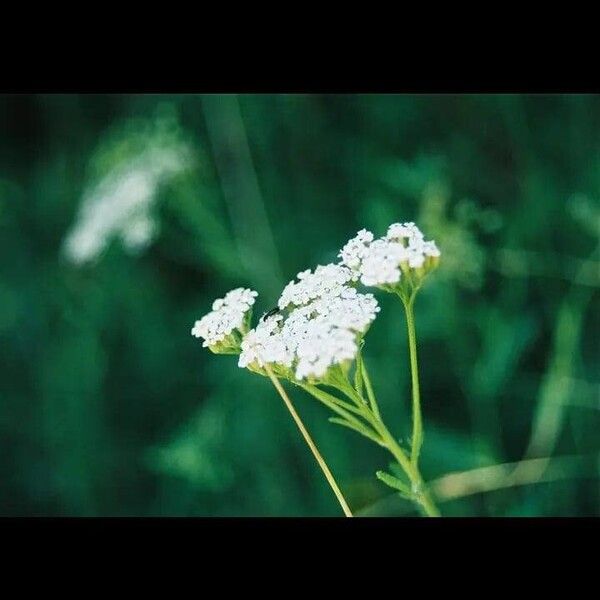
[63, 141, 191, 265]
[122, 213, 158, 252]
[192, 288, 258, 349]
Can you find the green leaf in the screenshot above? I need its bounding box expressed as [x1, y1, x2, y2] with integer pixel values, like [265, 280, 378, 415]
[354, 349, 365, 397]
[376, 471, 412, 498]
[360, 359, 380, 419]
[300, 383, 364, 420]
[328, 417, 384, 446]
[389, 461, 407, 479]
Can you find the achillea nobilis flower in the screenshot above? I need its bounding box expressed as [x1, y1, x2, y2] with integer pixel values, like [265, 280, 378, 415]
[191, 287, 258, 352]
[339, 222, 440, 289]
[190, 221, 443, 517]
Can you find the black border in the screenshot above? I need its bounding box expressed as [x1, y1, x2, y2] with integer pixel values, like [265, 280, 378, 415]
[3, 53, 598, 93]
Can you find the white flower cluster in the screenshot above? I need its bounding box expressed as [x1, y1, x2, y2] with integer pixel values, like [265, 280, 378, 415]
[192, 288, 258, 348]
[197, 222, 438, 380]
[239, 267, 379, 380]
[339, 222, 440, 287]
[63, 142, 191, 265]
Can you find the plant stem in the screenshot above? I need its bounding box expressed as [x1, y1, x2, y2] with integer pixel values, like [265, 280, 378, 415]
[264, 364, 353, 517]
[336, 368, 440, 517]
[411, 474, 441, 517]
[403, 296, 423, 467]
[372, 418, 440, 517]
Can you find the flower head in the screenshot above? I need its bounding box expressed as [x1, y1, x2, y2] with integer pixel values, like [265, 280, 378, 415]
[191, 288, 258, 352]
[240, 279, 379, 381]
[339, 222, 440, 292]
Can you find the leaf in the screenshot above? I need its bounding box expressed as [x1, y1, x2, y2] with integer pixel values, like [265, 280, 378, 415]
[376, 471, 412, 498]
[299, 383, 366, 425]
[389, 461, 408, 479]
[328, 417, 384, 446]
[360, 358, 380, 419]
[354, 349, 365, 397]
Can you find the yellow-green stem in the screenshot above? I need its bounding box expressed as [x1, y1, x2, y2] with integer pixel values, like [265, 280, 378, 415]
[264, 364, 353, 517]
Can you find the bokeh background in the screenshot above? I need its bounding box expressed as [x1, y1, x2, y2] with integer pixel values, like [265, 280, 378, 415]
[1, 94, 598, 516]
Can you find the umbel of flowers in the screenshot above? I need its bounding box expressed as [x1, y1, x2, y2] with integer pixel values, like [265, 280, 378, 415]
[339, 223, 440, 301]
[191, 222, 441, 517]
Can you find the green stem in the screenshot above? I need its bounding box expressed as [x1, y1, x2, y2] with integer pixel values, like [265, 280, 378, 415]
[410, 473, 441, 517]
[403, 296, 423, 467]
[376, 422, 440, 517]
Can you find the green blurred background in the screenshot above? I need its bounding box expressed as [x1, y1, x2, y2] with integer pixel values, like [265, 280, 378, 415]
[1, 94, 598, 516]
